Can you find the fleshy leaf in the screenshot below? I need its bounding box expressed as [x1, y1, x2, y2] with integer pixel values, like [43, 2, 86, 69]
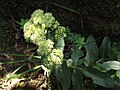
[93, 63, 109, 72]
[99, 36, 111, 58]
[56, 37, 65, 52]
[83, 67, 116, 88]
[55, 61, 73, 90]
[84, 35, 98, 66]
[101, 61, 120, 71]
[72, 69, 85, 90]
[71, 46, 84, 66]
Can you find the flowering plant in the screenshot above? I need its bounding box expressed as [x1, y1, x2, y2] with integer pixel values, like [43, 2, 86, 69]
[23, 9, 66, 76]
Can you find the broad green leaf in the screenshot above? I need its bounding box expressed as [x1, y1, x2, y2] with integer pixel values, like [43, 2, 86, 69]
[83, 67, 116, 88]
[71, 46, 84, 66]
[102, 61, 120, 71]
[72, 69, 85, 90]
[94, 61, 120, 72]
[99, 37, 111, 58]
[116, 70, 120, 78]
[84, 35, 98, 66]
[55, 60, 73, 90]
[93, 63, 109, 72]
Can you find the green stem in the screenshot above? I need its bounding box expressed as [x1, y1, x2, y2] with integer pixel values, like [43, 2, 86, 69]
[51, 2, 80, 16]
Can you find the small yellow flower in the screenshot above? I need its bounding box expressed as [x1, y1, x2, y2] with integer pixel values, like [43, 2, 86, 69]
[37, 39, 54, 55]
[46, 49, 63, 68]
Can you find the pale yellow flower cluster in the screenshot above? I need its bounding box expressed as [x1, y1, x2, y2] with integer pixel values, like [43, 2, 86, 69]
[55, 26, 66, 39]
[37, 39, 54, 55]
[23, 9, 66, 74]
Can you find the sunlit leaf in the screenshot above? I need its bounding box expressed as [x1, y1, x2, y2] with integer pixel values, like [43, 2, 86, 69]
[102, 61, 120, 71]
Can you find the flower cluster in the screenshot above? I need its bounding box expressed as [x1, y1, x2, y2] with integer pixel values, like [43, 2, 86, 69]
[31, 9, 60, 29]
[24, 20, 46, 45]
[55, 26, 66, 39]
[37, 39, 54, 55]
[23, 9, 66, 76]
[45, 49, 63, 68]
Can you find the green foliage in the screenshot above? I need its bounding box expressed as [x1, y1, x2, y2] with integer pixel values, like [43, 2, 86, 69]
[56, 35, 120, 89]
[71, 45, 84, 66]
[3, 9, 120, 90]
[17, 18, 28, 29]
[116, 70, 120, 78]
[22, 9, 120, 89]
[67, 32, 85, 47]
[99, 37, 111, 58]
[56, 61, 73, 90]
[84, 35, 98, 66]
[83, 67, 116, 88]
[56, 37, 65, 52]
[101, 61, 120, 71]
[72, 69, 85, 90]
